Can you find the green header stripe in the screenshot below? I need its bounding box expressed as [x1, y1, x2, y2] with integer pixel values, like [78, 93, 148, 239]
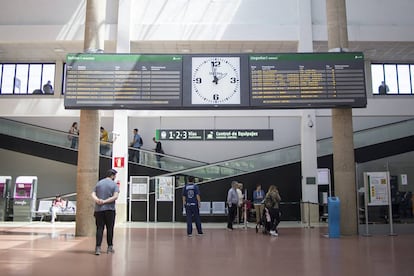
[249, 52, 364, 62]
[66, 54, 183, 62]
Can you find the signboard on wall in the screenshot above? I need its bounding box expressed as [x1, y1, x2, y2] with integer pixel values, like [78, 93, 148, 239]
[64, 52, 366, 110]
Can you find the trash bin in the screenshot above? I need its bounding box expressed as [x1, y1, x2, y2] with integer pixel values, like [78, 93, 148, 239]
[328, 197, 340, 238]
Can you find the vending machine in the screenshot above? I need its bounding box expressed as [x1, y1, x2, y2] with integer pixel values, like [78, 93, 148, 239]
[0, 176, 12, 221]
[13, 176, 38, 222]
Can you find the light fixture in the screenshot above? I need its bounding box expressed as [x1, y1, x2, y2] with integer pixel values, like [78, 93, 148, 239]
[307, 114, 314, 128]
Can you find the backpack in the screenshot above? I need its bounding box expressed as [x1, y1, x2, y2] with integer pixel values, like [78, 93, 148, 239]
[139, 137, 143, 146]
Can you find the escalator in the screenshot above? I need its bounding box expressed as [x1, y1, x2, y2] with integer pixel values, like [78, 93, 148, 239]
[0, 117, 207, 176]
[1, 117, 414, 183]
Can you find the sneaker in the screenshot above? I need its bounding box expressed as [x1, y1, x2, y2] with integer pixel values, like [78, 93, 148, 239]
[187, 234, 192, 237]
[95, 246, 101, 255]
[270, 230, 278, 237]
[227, 228, 233, 231]
[107, 246, 115, 254]
[196, 232, 204, 236]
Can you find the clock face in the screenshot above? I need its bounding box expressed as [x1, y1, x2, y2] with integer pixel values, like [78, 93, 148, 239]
[191, 57, 241, 104]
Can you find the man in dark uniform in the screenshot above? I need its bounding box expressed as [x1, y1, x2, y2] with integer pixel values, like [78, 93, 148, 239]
[182, 176, 203, 237]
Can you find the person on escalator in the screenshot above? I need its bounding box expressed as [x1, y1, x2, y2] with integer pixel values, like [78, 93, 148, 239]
[68, 122, 79, 149]
[153, 137, 164, 168]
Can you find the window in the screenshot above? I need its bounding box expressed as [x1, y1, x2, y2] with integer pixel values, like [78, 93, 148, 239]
[0, 63, 56, 95]
[371, 63, 414, 95]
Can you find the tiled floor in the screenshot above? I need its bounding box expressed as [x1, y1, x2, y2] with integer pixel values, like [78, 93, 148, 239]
[0, 221, 413, 276]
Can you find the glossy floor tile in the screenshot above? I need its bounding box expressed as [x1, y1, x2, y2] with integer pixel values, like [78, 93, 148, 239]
[0, 222, 413, 276]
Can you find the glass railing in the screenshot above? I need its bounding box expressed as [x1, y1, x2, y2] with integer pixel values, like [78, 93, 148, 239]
[0, 117, 207, 172]
[161, 119, 414, 186]
[129, 147, 208, 172]
[0, 117, 75, 149]
[165, 144, 302, 187]
[317, 119, 414, 157]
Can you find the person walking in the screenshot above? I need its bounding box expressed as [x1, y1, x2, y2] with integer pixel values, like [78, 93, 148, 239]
[91, 169, 120, 255]
[226, 181, 239, 231]
[182, 176, 203, 237]
[264, 185, 281, 236]
[253, 184, 265, 224]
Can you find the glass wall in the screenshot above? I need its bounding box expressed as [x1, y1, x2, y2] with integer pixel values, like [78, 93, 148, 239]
[356, 152, 414, 234]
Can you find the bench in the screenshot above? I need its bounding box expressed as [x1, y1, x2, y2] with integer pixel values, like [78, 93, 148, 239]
[182, 201, 227, 216]
[32, 200, 76, 222]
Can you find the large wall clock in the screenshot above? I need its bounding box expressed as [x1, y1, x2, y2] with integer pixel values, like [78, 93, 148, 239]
[191, 56, 241, 104]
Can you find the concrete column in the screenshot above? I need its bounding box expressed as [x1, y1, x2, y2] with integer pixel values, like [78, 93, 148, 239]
[111, 0, 132, 223]
[75, 0, 106, 237]
[326, 0, 357, 235]
[298, 0, 319, 224]
[301, 111, 319, 224]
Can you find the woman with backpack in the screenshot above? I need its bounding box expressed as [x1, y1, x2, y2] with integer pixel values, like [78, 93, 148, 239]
[264, 185, 281, 236]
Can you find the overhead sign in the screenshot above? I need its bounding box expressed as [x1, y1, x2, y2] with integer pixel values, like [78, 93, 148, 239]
[156, 129, 273, 141]
[64, 52, 366, 109]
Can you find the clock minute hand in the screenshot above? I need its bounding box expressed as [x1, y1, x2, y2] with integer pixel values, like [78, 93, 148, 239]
[211, 64, 219, 84]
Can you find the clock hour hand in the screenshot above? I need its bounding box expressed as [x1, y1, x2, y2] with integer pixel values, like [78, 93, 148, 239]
[213, 72, 227, 85]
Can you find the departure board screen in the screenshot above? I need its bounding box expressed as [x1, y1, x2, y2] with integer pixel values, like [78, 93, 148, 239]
[65, 54, 183, 109]
[249, 53, 366, 108]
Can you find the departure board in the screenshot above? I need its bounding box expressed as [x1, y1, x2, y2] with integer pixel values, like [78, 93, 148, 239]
[65, 54, 183, 109]
[64, 52, 367, 110]
[249, 53, 366, 108]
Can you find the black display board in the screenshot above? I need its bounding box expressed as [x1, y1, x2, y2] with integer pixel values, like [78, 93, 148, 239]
[249, 53, 366, 108]
[64, 52, 366, 109]
[65, 54, 183, 109]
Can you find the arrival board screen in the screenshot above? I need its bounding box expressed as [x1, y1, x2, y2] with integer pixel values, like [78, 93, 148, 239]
[65, 54, 183, 109]
[249, 53, 366, 108]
